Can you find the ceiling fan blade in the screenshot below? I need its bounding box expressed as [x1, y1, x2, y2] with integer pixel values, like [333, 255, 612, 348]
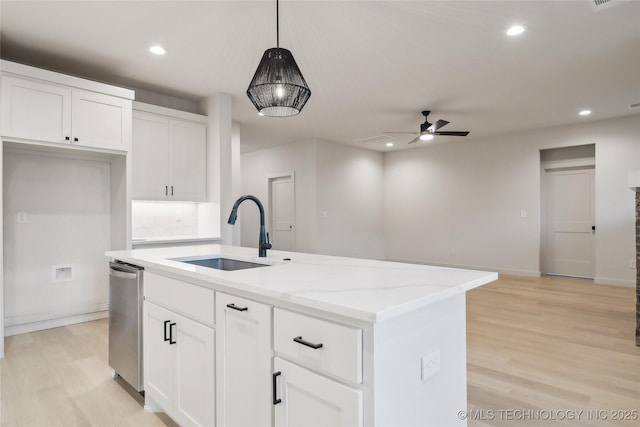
[433, 131, 470, 136]
[384, 131, 419, 135]
[407, 136, 420, 144]
[427, 119, 449, 132]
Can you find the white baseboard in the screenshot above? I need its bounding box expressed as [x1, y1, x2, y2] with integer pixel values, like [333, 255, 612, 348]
[5, 305, 109, 336]
[594, 277, 636, 287]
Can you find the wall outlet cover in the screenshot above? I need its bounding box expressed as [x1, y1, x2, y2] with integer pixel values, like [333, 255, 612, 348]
[421, 349, 441, 381]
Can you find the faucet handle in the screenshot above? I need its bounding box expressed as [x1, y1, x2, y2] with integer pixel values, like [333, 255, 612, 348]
[264, 232, 273, 250]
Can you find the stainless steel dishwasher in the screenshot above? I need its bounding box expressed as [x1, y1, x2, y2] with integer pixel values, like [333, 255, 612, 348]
[108, 261, 144, 392]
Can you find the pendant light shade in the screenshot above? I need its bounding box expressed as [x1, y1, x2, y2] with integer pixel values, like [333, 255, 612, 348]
[246, 0, 311, 117]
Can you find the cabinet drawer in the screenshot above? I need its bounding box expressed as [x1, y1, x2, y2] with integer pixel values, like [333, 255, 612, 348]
[144, 272, 214, 326]
[274, 308, 362, 384]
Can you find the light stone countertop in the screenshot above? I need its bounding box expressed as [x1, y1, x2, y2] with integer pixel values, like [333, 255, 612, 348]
[107, 244, 498, 323]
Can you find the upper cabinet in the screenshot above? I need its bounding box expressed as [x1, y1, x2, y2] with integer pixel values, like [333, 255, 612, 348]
[132, 103, 207, 202]
[1, 60, 134, 152]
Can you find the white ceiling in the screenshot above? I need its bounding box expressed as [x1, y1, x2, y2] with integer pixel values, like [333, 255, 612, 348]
[1, 1, 639, 153]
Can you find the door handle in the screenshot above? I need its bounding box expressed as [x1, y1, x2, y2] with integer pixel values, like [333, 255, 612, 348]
[226, 303, 248, 312]
[164, 320, 171, 342]
[592, 225, 596, 231]
[169, 322, 177, 345]
[272, 371, 282, 405]
[293, 336, 323, 349]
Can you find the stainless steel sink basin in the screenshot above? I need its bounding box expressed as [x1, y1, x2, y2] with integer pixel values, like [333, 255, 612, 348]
[174, 257, 268, 271]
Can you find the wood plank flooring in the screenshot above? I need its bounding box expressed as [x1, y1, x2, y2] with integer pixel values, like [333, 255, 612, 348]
[1, 274, 638, 426]
[467, 275, 640, 427]
[0, 318, 176, 427]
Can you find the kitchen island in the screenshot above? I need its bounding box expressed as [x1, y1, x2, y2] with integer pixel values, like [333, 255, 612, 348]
[107, 244, 497, 427]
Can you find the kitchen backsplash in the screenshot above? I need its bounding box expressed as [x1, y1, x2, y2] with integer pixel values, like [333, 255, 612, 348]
[132, 201, 199, 239]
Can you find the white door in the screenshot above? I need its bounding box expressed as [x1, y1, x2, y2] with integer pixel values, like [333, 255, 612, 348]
[270, 175, 295, 251]
[1, 75, 72, 143]
[72, 89, 132, 150]
[132, 111, 170, 199]
[170, 119, 207, 202]
[143, 302, 174, 412]
[174, 313, 215, 427]
[274, 357, 363, 427]
[543, 167, 595, 278]
[216, 293, 272, 427]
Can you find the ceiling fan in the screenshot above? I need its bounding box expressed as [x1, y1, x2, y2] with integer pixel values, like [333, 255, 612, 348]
[385, 111, 470, 144]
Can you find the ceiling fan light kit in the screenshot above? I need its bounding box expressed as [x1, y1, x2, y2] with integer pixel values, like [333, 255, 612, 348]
[247, 0, 311, 117]
[385, 111, 470, 144]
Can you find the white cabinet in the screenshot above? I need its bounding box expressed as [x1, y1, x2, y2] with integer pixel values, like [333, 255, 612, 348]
[274, 357, 363, 427]
[132, 105, 207, 201]
[144, 301, 215, 427]
[1, 69, 132, 151]
[272, 308, 364, 427]
[143, 272, 215, 427]
[215, 292, 272, 427]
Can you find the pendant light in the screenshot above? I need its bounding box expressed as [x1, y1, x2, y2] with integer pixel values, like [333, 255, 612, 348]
[247, 0, 311, 117]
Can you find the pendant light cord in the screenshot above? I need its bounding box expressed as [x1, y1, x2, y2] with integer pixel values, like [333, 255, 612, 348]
[276, 0, 280, 48]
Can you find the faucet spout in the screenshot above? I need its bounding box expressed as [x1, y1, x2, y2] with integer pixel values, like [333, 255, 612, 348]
[228, 195, 272, 257]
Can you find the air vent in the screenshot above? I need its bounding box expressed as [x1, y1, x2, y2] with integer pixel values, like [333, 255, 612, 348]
[630, 102, 640, 109]
[590, 0, 631, 12]
[355, 134, 395, 145]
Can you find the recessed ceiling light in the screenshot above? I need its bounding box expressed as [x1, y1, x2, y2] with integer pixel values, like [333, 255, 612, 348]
[149, 45, 167, 55]
[419, 134, 434, 141]
[579, 110, 592, 116]
[258, 112, 265, 116]
[386, 142, 394, 147]
[506, 25, 525, 36]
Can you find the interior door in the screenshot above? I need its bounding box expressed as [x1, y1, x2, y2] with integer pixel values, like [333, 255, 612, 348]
[543, 167, 595, 278]
[270, 175, 295, 251]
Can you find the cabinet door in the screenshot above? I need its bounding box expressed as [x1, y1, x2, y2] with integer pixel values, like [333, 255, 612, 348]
[132, 111, 170, 199]
[1, 75, 72, 143]
[71, 89, 132, 151]
[216, 293, 272, 427]
[173, 313, 215, 427]
[144, 302, 174, 412]
[274, 357, 363, 427]
[169, 119, 207, 202]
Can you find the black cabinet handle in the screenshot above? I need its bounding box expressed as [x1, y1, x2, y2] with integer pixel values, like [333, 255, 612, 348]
[226, 303, 248, 312]
[74, 137, 79, 142]
[293, 336, 323, 349]
[272, 371, 282, 405]
[164, 320, 171, 342]
[165, 185, 168, 196]
[171, 185, 174, 196]
[169, 322, 177, 345]
[65, 136, 70, 141]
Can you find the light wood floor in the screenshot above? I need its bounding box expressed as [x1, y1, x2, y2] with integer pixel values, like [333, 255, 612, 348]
[0, 318, 176, 427]
[467, 275, 640, 426]
[1, 275, 638, 426]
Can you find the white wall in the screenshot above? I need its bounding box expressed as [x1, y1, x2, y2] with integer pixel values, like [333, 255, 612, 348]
[384, 115, 640, 285]
[315, 142, 385, 259]
[241, 139, 385, 259]
[3, 151, 111, 334]
[241, 140, 318, 254]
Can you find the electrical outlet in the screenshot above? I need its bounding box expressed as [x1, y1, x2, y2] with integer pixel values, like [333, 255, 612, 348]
[421, 349, 440, 381]
[629, 259, 636, 269]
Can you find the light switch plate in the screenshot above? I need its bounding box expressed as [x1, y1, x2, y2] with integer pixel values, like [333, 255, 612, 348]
[16, 211, 27, 224]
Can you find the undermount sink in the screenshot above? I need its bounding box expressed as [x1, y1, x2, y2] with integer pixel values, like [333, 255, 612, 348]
[174, 257, 268, 271]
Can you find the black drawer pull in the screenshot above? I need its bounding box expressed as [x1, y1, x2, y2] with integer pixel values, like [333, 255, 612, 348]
[226, 303, 248, 312]
[164, 320, 171, 342]
[169, 322, 177, 345]
[272, 371, 282, 405]
[293, 336, 323, 349]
